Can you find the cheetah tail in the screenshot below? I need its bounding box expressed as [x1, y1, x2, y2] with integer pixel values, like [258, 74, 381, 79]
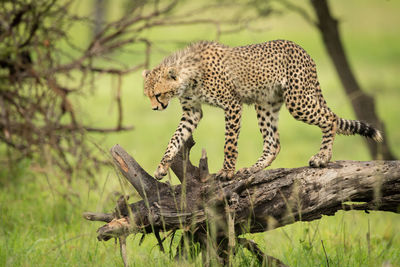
[337, 118, 383, 142]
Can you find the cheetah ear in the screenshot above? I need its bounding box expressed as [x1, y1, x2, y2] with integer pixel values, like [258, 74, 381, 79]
[167, 67, 178, 81]
[142, 69, 150, 78]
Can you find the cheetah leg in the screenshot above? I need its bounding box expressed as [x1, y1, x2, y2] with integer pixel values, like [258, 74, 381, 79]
[308, 115, 337, 167]
[154, 102, 202, 180]
[285, 94, 337, 168]
[237, 102, 283, 176]
[216, 101, 243, 180]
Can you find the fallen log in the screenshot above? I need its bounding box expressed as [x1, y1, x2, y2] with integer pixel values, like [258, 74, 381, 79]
[84, 138, 400, 266]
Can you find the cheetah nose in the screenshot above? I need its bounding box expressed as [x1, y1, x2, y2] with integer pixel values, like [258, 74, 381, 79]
[152, 106, 159, 111]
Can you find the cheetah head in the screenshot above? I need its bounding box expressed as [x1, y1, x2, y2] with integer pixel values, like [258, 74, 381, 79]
[142, 66, 181, 111]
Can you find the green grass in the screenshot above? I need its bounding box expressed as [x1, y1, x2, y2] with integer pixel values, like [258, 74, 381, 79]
[1, 174, 400, 266]
[1, 0, 400, 266]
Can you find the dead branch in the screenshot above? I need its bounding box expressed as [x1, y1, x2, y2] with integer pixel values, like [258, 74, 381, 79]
[84, 139, 400, 265]
[110, 144, 167, 199]
[83, 212, 113, 223]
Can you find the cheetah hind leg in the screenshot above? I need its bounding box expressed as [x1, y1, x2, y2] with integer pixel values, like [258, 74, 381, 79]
[236, 153, 278, 176]
[216, 169, 235, 180]
[308, 116, 337, 167]
[285, 98, 338, 167]
[237, 102, 282, 176]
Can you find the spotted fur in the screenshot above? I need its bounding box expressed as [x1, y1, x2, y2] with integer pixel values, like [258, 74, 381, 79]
[143, 40, 383, 180]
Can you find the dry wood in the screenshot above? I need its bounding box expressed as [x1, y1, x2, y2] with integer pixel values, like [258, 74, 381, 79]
[84, 138, 400, 265]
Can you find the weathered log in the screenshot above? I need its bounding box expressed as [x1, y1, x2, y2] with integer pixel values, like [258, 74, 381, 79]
[84, 139, 400, 266]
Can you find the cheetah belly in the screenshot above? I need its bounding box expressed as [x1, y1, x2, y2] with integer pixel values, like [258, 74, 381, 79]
[235, 82, 284, 105]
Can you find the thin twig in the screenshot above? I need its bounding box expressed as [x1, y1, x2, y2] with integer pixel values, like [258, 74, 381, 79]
[154, 229, 165, 252]
[321, 239, 330, 267]
[119, 236, 129, 267]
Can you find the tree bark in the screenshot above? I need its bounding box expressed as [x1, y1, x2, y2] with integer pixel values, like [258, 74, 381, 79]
[310, 0, 396, 160]
[84, 139, 400, 266]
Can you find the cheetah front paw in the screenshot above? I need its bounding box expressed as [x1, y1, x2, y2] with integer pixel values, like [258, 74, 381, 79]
[154, 164, 168, 180]
[216, 169, 235, 180]
[308, 153, 331, 168]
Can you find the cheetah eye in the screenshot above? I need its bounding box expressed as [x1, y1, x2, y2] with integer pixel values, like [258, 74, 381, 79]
[154, 93, 161, 98]
[167, 68, 177, 80]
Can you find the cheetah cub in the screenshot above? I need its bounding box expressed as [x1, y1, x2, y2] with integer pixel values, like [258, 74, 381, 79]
[143, 40, 382, 180]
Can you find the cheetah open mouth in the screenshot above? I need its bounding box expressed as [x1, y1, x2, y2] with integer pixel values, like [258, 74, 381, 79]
[155, 94, 169, 110]
[161, 102, 168, 109]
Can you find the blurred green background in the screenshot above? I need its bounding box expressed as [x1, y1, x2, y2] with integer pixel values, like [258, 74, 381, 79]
[1, 0, 399, 266]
